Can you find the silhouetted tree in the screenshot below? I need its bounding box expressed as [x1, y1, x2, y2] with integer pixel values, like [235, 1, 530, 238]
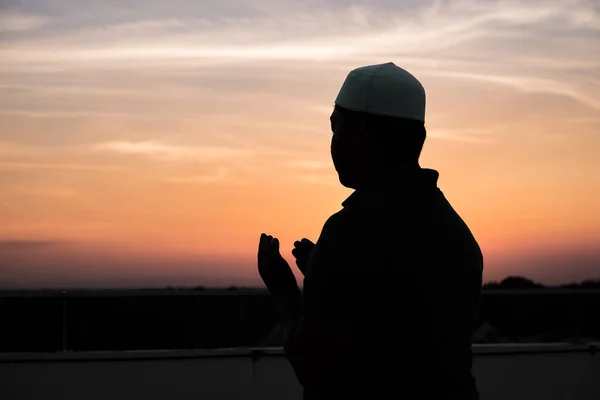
[579, 279, 600, 288]
[560, 279, 600, 289]
[483, 276, 544, 290]
[482, 282, 501, 290]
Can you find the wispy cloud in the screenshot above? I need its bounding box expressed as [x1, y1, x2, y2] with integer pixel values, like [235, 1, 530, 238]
[565, 116, 600, 124]
[43, 190, 78, 198]
[426, 71, 600, 110]
[427, 128, 496, 143]
[2, 1, 598, 67]
[307, 104, 335, 116]
[295, 174, 337, 186]
[98, 18, 190, 35]
[0, 162, 123, 171]
[0, 240, 64, 250]
[164, 167, 249, 184]
[93, 141, 252, 161]
[288, 160, 332, 170]
[0, 11, 50, 32]
[1, 0, 597, 127]
[0, 109, 158, 120]
[21, 188, 81, 198]
[1, 1, 599, 146]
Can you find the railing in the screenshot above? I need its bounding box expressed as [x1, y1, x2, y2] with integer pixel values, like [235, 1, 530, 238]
[1, 289, 599, 352]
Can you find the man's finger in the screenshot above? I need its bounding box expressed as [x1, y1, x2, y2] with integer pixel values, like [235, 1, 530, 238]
[258, 233, 265, 258]
[271, 237, 280, 254]
[301, 238, 315, 246]
[259, 233, 271, 258]
[294, 240, 301, 248]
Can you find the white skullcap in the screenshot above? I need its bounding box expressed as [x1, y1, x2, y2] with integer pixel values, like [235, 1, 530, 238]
[334, 62, 426, 122]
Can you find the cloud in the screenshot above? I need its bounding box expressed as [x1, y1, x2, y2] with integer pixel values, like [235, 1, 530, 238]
[425, 71, 600, 110]
[0, 109, 157, 120]
[0, 1, 599, 145]
[164, 167, 249, 184]
[1, 0, 596, 127]
[1, 1, 598, 67]
[0, 11, 50, 32]
[0, 240, 64, 250]
[0, 162, 123, 171]
[288, 159, 336, 184]
[296, 174, 337, 186]
[93, 141, 252, 161]
[98, 18, 190, 35]
[565, 116, 600, 124]
[307, 104, 335, 116]
[427, 128, 496, 143]
[288, 160, 332, 170]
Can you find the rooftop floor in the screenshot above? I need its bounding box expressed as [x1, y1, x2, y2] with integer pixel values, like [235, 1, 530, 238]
[2, 343, 599, 400]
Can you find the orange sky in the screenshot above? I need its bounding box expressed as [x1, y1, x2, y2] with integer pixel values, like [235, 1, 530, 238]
[1, 0, 599, 288]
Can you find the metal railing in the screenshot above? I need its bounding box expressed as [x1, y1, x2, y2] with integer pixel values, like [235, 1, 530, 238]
[1, 289, 599, 353]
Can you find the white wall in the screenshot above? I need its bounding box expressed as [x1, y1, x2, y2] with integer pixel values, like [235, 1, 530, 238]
[2, 356, 254, 400]
[474, 352, 599, 400]
[1, 345, 598, 400]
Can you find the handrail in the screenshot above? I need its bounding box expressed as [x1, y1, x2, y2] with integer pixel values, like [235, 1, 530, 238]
[2, 288, 600, 298]
[1, 343, 597, 364]
[0, 289, 267, 298]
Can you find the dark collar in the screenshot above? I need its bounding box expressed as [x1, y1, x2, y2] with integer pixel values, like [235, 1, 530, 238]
[342, 168, 440, 207]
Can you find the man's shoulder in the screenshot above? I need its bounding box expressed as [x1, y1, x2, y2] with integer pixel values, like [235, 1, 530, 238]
[309, 209, 373, 264]
[321, 206, 372, 239]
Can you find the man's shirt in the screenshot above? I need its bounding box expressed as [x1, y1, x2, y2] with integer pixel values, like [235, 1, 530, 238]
[302, 168, 483, 399]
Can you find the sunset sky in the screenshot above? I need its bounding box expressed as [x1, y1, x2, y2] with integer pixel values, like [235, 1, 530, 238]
[1, 0, 599, 288]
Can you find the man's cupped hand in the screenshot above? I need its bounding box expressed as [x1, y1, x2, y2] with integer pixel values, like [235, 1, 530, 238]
[292, 238, 315, 276]
[258, 233, 300, 298]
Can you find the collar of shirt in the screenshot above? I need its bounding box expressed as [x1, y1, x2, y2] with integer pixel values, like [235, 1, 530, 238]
[342, 168, 440, 208]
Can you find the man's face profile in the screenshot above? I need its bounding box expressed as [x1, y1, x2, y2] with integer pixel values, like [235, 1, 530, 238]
[330, 108, 364, 189]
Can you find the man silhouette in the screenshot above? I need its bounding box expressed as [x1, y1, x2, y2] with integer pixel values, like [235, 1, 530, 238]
[258, 62, 483, 399]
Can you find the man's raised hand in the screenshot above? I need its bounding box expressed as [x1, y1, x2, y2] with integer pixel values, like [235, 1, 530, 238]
[258, 233, 300, 298]
[292, 238, 315, 276]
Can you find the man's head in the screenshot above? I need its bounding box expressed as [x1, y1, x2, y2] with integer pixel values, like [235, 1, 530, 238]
[330, 63, 427, 189]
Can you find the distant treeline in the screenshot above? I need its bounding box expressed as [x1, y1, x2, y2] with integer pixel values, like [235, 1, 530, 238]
[116, 277, 600, 291]
[483, 276, 600, 290]
[2, 277, 600, 295]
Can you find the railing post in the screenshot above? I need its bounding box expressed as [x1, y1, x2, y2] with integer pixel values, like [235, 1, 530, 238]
[62, 292, 67, 352]
[239, 296, 246, 345]
[571, 292, 580, 341]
